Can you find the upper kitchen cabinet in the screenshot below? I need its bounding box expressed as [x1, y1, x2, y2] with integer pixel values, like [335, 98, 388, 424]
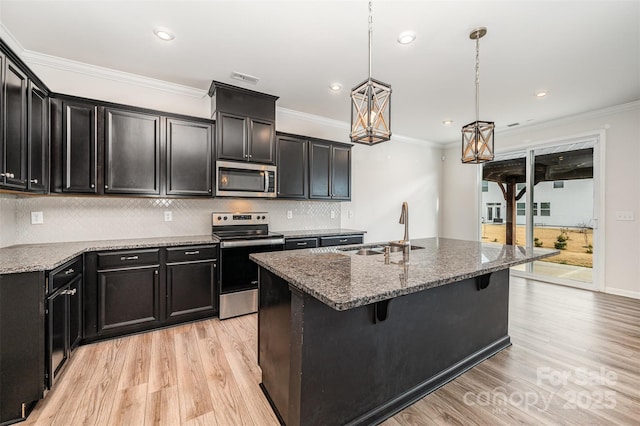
[104, 108, 161, 195]
[309, 139, 351, 201]
[27, 81, 48, 192]
[209, 81, 278, 165]
[1, 59, 28, 190]
[50, 97, 98, 194]
[276, 133, 308, 199]
[166, 117, 214, 196]
[0, 41, 50, 194]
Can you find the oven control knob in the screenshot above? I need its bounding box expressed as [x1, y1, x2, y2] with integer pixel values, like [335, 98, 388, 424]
[217, 216, 222, 221]
[262, 215, 266, 220]
[224, 216, 228, 220]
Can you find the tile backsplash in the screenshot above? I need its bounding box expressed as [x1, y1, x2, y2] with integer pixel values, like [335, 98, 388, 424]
[5, 196, 341, 246]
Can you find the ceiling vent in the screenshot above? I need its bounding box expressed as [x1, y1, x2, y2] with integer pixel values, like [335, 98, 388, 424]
[231, 72, 260, 85]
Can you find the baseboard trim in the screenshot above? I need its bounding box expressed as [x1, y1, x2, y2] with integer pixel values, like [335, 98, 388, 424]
[604, 287, 640, 300]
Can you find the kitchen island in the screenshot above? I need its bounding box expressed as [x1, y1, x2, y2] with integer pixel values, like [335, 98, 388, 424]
[250, 237, 557, 426]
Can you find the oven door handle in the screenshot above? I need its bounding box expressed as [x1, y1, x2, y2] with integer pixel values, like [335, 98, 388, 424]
[264, 171, 269, 193]
[220, 238, 285, 249]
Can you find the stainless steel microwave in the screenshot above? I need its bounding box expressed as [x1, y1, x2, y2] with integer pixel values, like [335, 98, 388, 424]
[216, 161, 277, 198]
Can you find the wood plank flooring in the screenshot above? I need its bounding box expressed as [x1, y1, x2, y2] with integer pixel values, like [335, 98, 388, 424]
[25, 277, 640, 425]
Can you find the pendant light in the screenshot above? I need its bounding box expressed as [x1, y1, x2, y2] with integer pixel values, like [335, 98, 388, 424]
[461, 27, 494, 163]
[350, 1, 392, 145]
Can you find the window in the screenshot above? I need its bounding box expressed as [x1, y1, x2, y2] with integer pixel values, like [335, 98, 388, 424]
[482, 180, 489, 192]
[553, 181, 564, 189]
[533, 202, 538, 216]
[516, 183, 525, 191]
[517, 202, 526, 216]
[541, 202, 551, 216]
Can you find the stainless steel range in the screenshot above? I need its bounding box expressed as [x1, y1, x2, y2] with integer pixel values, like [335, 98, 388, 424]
[212, 212, 284, 319]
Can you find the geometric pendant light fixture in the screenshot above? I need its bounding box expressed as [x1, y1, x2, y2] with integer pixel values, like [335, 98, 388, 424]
[461, 27, 495, 163]
[350, 1, 392, 145]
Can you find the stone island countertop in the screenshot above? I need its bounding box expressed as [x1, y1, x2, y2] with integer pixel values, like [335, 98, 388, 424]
[250, 237, 558, 311]
[0, 235, 219, 274]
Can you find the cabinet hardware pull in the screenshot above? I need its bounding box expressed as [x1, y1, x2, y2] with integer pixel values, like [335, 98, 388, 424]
[339, 239, 348, 243]
[184, 250, 200, 255]
[155, 270, 159, 275]
[121, 255, 139, 261]
[30, 179, 38, 184]
[296, 242, 308, 246]
[90, 184, 95, 189]
[61, 288, 77, 296]
[7, 173, 15, 178]
[105, 185, 109, 189]
[64, 268, 75, 275]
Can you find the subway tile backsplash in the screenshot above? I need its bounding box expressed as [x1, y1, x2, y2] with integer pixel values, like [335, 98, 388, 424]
[6, 196, 341, 246]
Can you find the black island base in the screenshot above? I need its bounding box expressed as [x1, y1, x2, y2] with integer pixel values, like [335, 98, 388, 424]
[257, 267, 511, 426]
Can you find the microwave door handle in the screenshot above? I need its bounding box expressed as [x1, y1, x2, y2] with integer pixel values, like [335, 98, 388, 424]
[264, 171, 269, 193]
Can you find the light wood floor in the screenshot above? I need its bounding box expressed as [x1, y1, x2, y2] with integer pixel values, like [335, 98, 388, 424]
[25, 277, 640, 425]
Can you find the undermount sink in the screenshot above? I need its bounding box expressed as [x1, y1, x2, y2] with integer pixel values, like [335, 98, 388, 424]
[339, 244, 426, 255]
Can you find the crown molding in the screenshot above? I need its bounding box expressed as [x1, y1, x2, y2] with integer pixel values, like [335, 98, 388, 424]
[444, 100, 640, 148]
[277, 107, 441, 148]
[0, 23, 207, 99]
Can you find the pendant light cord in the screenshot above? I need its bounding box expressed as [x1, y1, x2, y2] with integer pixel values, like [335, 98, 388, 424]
[475, 35, 480, 123]
[368, 1, 373, 80]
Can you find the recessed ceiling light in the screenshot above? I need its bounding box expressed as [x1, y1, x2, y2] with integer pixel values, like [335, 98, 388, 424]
[153, 27, 175, 41]
[535, 90, 548, 98]
[397, 31, 416, 45]
[329, 83, 343, 92]
[442, 120, 453, 125]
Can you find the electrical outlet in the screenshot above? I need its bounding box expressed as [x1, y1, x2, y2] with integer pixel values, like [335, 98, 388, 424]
[348, 210, 353, 219]
[287, 210, 292, 219]
[164, 211, 173, 222]
[330, 211, 336, 219]
[31, 211, 44, 225]
[615, 211, 635, 221]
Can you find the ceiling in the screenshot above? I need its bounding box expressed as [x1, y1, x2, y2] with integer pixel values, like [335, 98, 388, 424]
[0, 1, 638, 144]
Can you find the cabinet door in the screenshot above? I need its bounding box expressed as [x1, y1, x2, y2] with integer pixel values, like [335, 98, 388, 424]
[166, 261, 217, 322]
[104, 109, 160, 194]
[331, 145, 351, 200]
[309, 141, 331, 199]
[27, 82, 48, 192]
[166, 118, 213, 196]
[248, 118, 275, 164]
[0, 272, 45, 424]
[277, 135, 307, 198]
[47, 285, 69, 389]
[62, 101, 97, 193]
[97, 267, 160, 333]
[217, 112, 247, 162]
[2, 60, 28, 189]
[68, 274, 83, 350]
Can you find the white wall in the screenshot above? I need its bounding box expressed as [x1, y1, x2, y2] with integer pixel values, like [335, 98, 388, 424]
[0, 194, 17, 247]
[276, 109, 441, 244]
[441, 103, 640, 299]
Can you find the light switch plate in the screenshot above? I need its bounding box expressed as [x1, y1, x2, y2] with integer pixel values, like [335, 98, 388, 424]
[615, 211, 634, 221]
[31, 211, 44, 225]
[287, 211, 292, 219]
[164, 211, 173, 222]
[330, 211, 336, 219]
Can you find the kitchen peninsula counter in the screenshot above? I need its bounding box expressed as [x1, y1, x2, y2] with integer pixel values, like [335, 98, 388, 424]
[0, 235, 219, 274]
[250, 238, 557, 426]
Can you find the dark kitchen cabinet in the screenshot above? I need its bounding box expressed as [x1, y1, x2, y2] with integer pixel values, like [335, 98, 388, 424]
[209, 81, 278, 165]
[165, 245, 218, 323]
[84, 249, 161, 341]
[50, 98, 98, 193]
[104, 108, 161, 195]
[309, 140, 352, 200]
[27, 81, 48, 192]
[0, 271, 45, 424]
[46, 257, 82, 390]
[319, 234, 363, 247]
[276, 134, 308, 199]
[1, 59, 28, 190]
[284, 237, 318, 250]
[166, 118, 213, 196]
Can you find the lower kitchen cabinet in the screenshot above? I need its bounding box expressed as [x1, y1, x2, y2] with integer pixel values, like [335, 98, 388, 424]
[285, 234, 364, 250]
[166, 245, 218, 324]
[0, 271, 45, 425]
[84, 245, 218, 342]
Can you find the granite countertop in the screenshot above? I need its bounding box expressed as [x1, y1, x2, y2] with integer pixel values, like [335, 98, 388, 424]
[250, 237, 559, 311]
[0, 235, 219, 274]
[276, 229, 366, 239]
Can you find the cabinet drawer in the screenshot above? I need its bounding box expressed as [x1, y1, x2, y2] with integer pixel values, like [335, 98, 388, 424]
[319, 235, 364, 247]
[166, 245, 218, 263]
[49, 257, 83, 294]
[284, 238, 319, 250]
[97, 249, 159, 270]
